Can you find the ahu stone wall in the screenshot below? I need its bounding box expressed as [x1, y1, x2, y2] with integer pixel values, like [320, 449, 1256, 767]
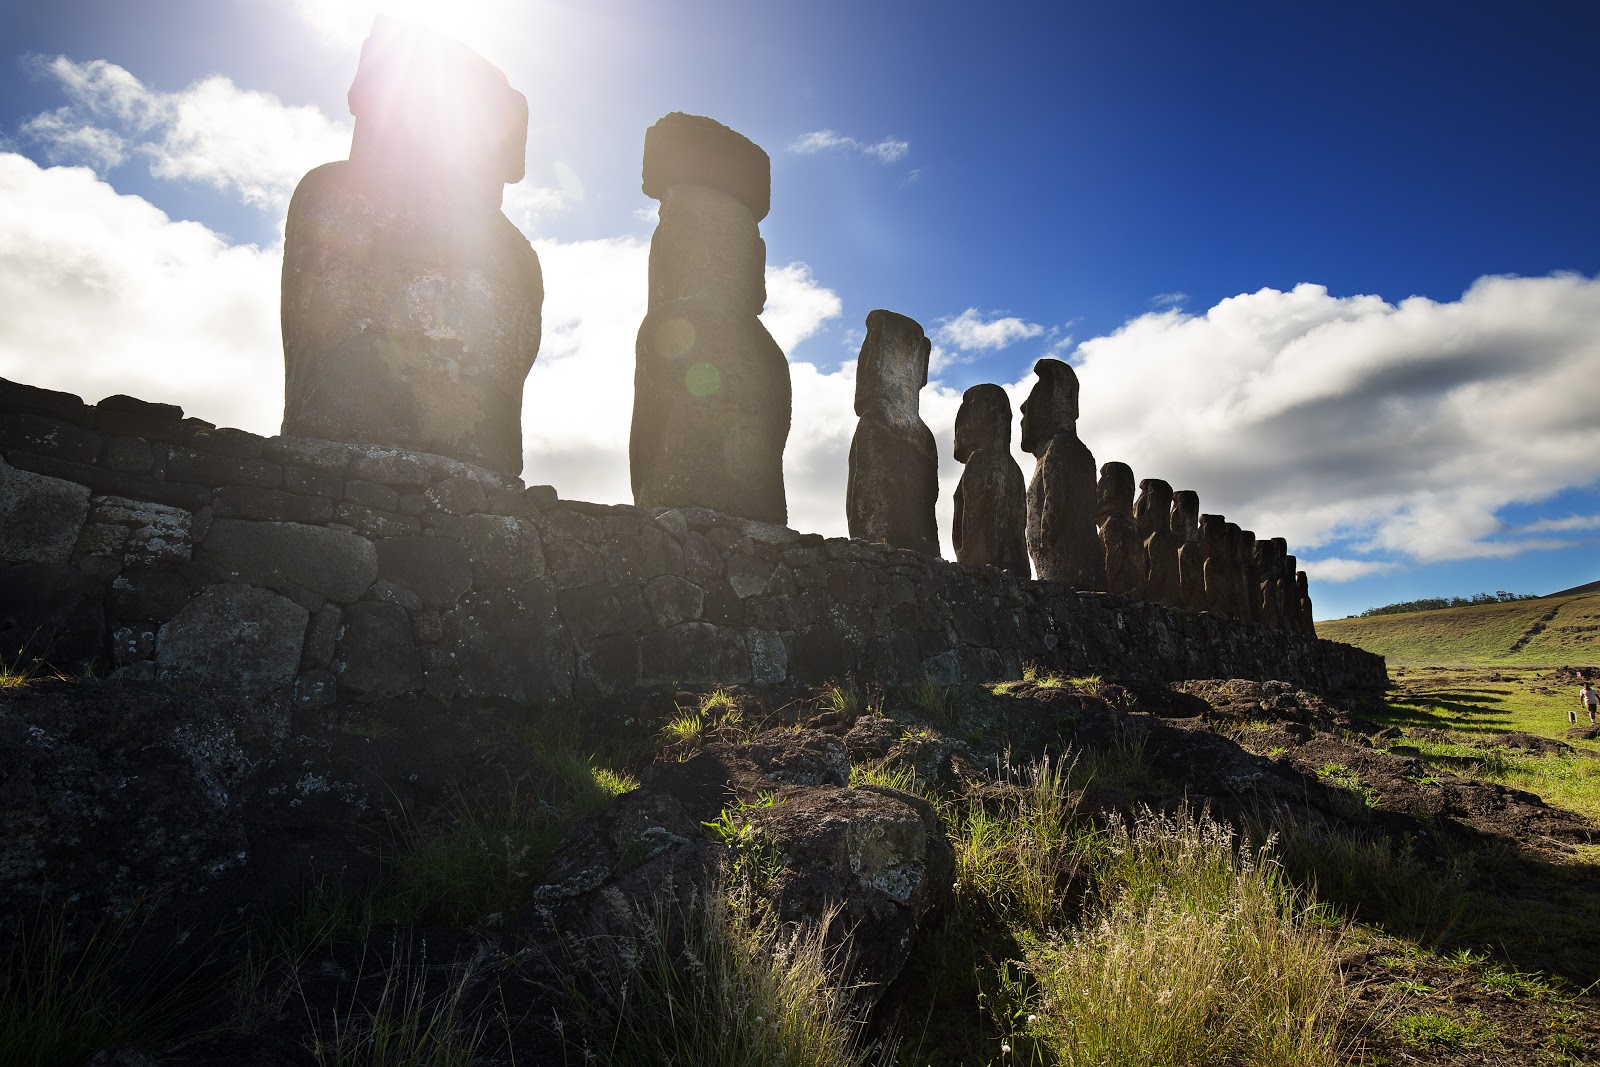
[0, 378, 1387, 704]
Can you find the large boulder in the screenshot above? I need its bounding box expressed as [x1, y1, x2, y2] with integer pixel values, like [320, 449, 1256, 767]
[156, 585, 309, 695]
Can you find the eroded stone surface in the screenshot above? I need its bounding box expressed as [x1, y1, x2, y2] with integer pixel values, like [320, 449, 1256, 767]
[0, 456, 90, 564]
[847, 311, 939, 555]
[1136, 479, 1181, 606]
[1096, 462, 1142, 596]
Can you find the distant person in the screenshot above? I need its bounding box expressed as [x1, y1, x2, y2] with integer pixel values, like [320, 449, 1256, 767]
[1581, 682, 1599, 726]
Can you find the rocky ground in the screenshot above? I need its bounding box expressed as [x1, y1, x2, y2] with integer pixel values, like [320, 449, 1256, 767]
[3, 669, 1598, 1065]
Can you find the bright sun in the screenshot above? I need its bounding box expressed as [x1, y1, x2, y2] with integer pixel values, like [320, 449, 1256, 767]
[298, 0, 518, 60]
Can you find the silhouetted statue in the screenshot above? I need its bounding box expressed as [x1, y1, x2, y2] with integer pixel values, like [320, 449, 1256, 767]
[1097, 462, 1143, 596]
[1021, 359, 1105, 588]
[1295, 570, 1317, 637]
[846, 311, 939, 554]
[1253, 538, 1284, 629]
[1202, 515, 1250, 617]
[281, 18, 542, 476]
[952, 384, 1028, 576]
[630, 113, 790, 523]
[1232, 524, 1257, 621]
[1136, 478, 1181, 606]
[1172, 490, 1206, 611]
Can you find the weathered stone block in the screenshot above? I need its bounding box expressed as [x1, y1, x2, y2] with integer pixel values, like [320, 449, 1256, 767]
[333, 601, 422, 698]
[0, 376, 92, 425]
[101, 436, 155, 473]
[211, 487, 334, 524]
[642, 574, 704, 629]
[640, 622, 749, 686]
[196, 518, 377, 602]
[0, 414, 100, 464]
[343, 479, 400, 512]
[466, 514, 546, 582]
[748, 628, 788, 684]
[375, 535, 473, 607]
[0, 457, 91, 564]
[545, 540, 604, 588]
[91, 496, 193, 567]
[165, 448, 282, 489]
[426, 476, 488, 516]
[303, 604, 342, 669]
[156, 584, 308, 694]
[110, 567, 196, 623]
[331, 503, 418, 539]
[444, 582, 572, 702]
[575, 634, 643, 698]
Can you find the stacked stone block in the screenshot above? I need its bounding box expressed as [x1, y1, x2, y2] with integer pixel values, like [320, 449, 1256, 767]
[1, 379, 1373, 700]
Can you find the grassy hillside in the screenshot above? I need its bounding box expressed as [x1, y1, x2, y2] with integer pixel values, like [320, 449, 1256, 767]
[1318, 590, 1600, 666]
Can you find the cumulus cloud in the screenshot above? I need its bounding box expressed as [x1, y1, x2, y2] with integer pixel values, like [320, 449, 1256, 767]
[934, 308, 1046, 351]
[0, 153, 283, 433]
[787, 129, 910, 164]
[1065, 276, 1600, 568]
[20, 54, 570, 229]
[1299, 558, 1402, 583]
[21, 56, 350, 209]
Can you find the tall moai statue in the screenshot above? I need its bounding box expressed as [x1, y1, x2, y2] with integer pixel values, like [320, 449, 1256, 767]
[1201, 514, 1244, 617]
[1253, 538, 1285, 629]
[1096, 462, 1144, 596]
[1295, 570, 1317, 637]
[1136, 478, 1181, 606]
[952, 384, 1029, 576]
[846, 311, 939, 554]
[1172, 490, 1207, 611]
[1021, 359, 1105, 588]
[630, 113, 790, 524]
[1233, 525, 1259, 622]
[281, 18, 543, 476]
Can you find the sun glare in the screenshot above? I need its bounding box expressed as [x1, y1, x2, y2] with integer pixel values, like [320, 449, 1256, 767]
[299, 0, 517, 60]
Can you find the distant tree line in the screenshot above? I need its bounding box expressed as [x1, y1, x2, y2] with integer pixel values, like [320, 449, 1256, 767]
[1357, 591, 1540, 618]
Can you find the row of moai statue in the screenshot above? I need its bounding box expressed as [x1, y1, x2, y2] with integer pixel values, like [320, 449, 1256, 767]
[841, 333, 1316, 635]
[276, 21, 1315, 636]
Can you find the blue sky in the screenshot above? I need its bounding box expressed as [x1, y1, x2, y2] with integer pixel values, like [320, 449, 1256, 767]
[1, 0, 1596, 620]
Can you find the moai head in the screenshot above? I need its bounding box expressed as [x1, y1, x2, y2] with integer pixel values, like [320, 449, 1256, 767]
[1096, 462, 1136, 526]
[954, 383, 1012, 463]
[1135, 478, 1174, 540]
[1284, 553, 1298, 583]
[1172, 490, 1201, 541]
[856, 311, 931, 425]
[347, 16, 529, 209]
[1296, 571, 1310, 600]
[1271, 538, 1289, 574]
[1252, 538, 1272, 570]
[1233, 526, 1253, 568]
[1019, 358, 1079, 457]
[642, 111, 772, 221]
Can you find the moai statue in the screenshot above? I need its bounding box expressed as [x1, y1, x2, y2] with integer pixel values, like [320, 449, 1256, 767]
[1021, 359, 1105, 588]
[1284, 553, 1305, 635]
[1202, 516, 1251, 618]
[1270, 537, 1292, 631]
[1096, 462, 1144, 596]
[1295, 570, 1317, 637]
[631, 113, 790, 524]
[281, 18, 543, 476]
[1252, 538, 1285, 629]
[952, 383, 1029, 576]
[1172, 490, 1207, 611]
[1135, 478, 1181, 607]
[846, 311, 939, 554]
[1233, 525, 1259, 622]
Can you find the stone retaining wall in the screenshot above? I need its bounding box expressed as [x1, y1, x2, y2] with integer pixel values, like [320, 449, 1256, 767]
[0, 378, 1387, 703]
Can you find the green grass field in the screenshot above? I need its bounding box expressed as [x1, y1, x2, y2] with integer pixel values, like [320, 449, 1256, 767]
[1317, 590, 1600, 667]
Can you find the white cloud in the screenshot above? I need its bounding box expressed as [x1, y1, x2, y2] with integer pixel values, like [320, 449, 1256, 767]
[1299, 558, 1402, 583]
[0, 153, 283, 433]
[762, 262, 844, 353]
[1512, 514, 1599, 536]
[934, 308, 1046, 351]
[1066, 275, 1600, 565]
[787, 129, 910, 164]
[22, 56, 351, 210]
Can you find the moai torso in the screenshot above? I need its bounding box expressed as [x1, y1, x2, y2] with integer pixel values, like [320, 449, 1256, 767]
[1022, 359, 1105, 589]
[847, 311, 939, 554]
[1172, 490, 1206, 611]
[280, 19, 542, 476]
[1233, 525, 1258, 621]
[1136, 478, 1181, 606]
[952, 383, 1028, 576]
[1097, 462, 1143, 596]
[1252, 539, 1283, 629]
[630, 113, 790, 524]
